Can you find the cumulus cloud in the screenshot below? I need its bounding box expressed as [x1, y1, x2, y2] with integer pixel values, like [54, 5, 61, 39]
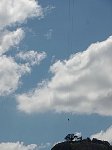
[17, 36, 112, 115]
[16, 50, 46, 66]
[0, 28, 24, 55]
[0, 0, 43, 28]
[0, 49, 46, 96]
[38, 143, 51, 149]
[0, 0, 47, 96]
[0, 142, 51, 150]
[0, 55, 30, 96]
[0, 28, 30, 96]
[0, 142, 37, 150]
[91, 126, 112, 144]
[75, 132, 82, 137]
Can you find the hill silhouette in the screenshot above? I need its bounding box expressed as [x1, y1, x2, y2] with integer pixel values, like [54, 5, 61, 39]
[51, 138, 112, 150]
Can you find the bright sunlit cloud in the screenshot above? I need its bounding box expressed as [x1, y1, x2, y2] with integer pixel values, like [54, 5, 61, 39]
[91, 126, 112, 144]
[0, 142, 37, 150]
[0, 0, 43, 28]
[17, 36, 112, 116]
[16, 50, 46, 66]
[0, 0, 46, 96]
[0, 28, 24, 55]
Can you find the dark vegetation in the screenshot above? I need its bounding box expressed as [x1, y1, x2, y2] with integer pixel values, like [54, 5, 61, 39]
[51, 137, 112, 150]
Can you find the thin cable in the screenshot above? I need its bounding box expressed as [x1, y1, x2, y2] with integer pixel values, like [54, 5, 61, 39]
[67, 0, 71, 109]
[66, 0, 76, 134]
[67, 0, 71, 53]
[66, 0, 72, 134]
[72, 0, 74, 51]
[65, 0, 70, 135]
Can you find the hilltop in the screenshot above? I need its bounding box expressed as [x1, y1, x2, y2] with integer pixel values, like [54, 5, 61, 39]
[51, 138, 112, 150]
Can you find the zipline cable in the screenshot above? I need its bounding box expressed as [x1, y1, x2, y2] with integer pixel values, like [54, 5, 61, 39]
[66, 0, 76, 134]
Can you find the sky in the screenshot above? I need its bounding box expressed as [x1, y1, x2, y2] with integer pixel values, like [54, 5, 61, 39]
[0, 0, 112, 150]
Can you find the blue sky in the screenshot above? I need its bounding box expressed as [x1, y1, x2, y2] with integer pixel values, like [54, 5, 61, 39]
[0, 0, 112, 150]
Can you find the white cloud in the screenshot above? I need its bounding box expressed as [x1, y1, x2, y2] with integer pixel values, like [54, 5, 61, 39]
[16, 50, 46, 66]
[0, 55, 30, 96]
[0, 142, 37, 150]
[0, 142, 52, 150]
[0, 0, 47, 96]
[38, 143, 51, 149]
[75, 132, 82, 137]
[0, 0, 43, 28]
[0, 50, 46, 96]
[17, 36, 112, 116]
[0, 28, 24, 55]
[91, 126, 112, 144]
[0, 49, 46, 96]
